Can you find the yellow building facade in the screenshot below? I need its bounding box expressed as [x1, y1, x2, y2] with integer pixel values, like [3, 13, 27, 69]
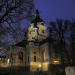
[26, 10, 49, 71]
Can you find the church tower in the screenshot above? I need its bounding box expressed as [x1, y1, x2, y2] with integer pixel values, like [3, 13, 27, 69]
[26, 10, 49, 71]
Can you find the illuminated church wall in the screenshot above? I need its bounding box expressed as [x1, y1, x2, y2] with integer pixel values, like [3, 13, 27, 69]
[27, 43, 49, 71]
[27, 10, 49, 71]
[7, 46, 26, 66]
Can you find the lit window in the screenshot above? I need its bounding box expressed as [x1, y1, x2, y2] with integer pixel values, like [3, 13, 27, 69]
[0, 58, 1, 60]
[7, 59, 10, 64]
[18, 52, 23, 62]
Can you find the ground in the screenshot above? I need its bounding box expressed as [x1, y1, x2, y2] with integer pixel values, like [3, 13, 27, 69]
[0, 71, 48, 75]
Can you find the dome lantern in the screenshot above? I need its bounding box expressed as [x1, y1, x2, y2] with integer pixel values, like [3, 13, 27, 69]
[31, 9, 44, 27]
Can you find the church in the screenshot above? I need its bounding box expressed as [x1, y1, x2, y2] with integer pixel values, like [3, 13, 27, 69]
[6, 10, 50, 71]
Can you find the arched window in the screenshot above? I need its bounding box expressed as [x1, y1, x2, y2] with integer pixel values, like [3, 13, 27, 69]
[18, 52, 23, 62]
[34, 56, 36, 62]
[34, 51, 36, 54]
[42, 30, 44, 33]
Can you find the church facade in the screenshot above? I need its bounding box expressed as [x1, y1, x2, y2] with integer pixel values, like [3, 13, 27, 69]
[6, 10, 50, 71]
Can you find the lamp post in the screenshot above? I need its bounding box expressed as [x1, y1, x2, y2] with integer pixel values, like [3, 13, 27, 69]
[37, 63, 42, 75]
[38, 63, 42, 71]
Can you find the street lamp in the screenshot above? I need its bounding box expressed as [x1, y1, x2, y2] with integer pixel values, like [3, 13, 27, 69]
[52, 58, 61, 65]
[53, 60, 60, 64]
[38, 63, 42, 71]
[7, 58, 10, 64]
[38, 63, 42, 75]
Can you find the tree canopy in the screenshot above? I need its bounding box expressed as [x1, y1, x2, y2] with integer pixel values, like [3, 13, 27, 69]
[0, 0, 34, 46]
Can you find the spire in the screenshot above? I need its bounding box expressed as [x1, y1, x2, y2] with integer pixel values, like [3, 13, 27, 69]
[35, 9, 40, 18]
[31, 9, 44, 27]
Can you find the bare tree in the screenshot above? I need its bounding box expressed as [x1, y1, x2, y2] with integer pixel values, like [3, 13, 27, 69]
[0, 0, 34, 46]
[70, 21, 75, 65]
[49, 19, 71, 65]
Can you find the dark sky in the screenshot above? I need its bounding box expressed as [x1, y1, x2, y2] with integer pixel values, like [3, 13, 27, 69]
[1, 0, 75, 46]
[21, 0, 75, 28]
[34, 0, 75, 23]
[1, 0, 75, 55]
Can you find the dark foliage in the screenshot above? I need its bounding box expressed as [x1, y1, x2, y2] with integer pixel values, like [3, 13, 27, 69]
[49, 19, 75, 65]
[0, 0, 34, 46]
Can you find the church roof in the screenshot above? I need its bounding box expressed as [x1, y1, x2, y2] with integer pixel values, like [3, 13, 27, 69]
[0, 56, 6, 58]
[31, 10, 44, 27]
[15, 40, 27, 47]
[15, 38, 49, 47]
